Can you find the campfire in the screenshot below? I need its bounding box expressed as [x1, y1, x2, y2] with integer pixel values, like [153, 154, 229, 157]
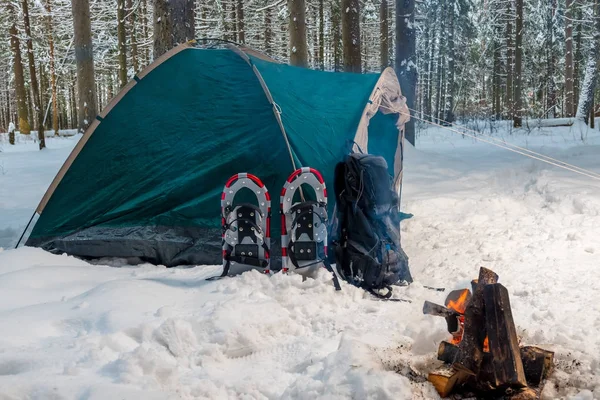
[423, 267, 554, 399]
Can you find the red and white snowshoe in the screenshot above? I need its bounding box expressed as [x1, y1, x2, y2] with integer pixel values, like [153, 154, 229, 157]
[280, 167, 329, 278]
[209, 173, 271, 279]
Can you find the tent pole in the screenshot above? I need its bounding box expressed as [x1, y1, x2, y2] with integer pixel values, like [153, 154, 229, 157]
[15, 211, 36, 249]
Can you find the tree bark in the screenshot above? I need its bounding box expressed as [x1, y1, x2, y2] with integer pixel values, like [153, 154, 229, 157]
[573, 3, 582, 109]
[380, 0, 389, 71]
[506, 0, 514, 120]
[319, 0, 325, 70]
[264, 6, 272, 54]
[117, 0, 128, 88]
[332, 0, 342, 72]
[444, 1, 455, 124]
[493, 39, 501, 120]
[575, 0, 599, 122]
[288, 0, 308, 67]
[396, 0, 416, 145]
[341, 0, 361, 72]
[513, 0, 524, 127]
[72, 0, 97, 132]
[22, 0, 45, 149]
[141, 0, 150, 66]
[546, 0, 557, 118]
[8, 2, 30, 135]
[153, 0, 195, 59]
[236, 0, 245, 43]
[128, 0, 139, 73]
[565, 0, 575, 117]
[45, 0, 59, 135]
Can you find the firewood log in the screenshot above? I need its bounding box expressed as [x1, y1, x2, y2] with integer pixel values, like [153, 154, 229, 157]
[427, 366, 469, 398]
[453, 267, 498, 375]
[484, 283, 527, 388]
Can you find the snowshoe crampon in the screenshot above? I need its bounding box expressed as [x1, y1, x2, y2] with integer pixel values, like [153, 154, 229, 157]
[208, 173, 271, 280]
[280, 167, 330, 278]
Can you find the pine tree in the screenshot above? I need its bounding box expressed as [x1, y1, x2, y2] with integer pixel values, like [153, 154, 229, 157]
[341, 0, 361, 72]
[396, 0, 416, 145]
[22, 0, 45, 149]
[380, 0, 389, 71]
[289, 0, 308, 67]
[117, 0, 127, 88]
[7, 0, 30, 135]
[565, 0, 575, 116]
[514, 0, 524, 127]
[153, 0, 195, 59]
[72, 0, 97, 132]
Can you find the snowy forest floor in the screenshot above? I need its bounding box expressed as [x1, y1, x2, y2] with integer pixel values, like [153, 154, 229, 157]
[0, 121, 600, 399]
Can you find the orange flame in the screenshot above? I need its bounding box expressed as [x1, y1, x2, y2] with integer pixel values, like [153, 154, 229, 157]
[483, 336, 489, 352]
[446, 289, 470, 314]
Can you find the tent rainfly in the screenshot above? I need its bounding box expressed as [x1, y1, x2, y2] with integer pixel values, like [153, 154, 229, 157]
[24, 42, 410, 267]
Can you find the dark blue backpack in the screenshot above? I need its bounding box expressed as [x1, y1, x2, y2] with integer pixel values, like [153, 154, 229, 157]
[330, 152, 412, 298]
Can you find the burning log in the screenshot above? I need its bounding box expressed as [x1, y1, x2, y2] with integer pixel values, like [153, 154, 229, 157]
[484, 283, 526, 388]
[423, 267, 555, 399]
[437, 341, 554, 388]
[454, 267, 498, 375]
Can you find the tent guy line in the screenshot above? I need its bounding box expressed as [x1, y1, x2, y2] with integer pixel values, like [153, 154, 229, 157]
[404, 106, 600, 180]
[387, 106, 600, 182]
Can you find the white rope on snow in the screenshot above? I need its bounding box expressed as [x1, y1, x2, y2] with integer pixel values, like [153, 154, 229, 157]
[383, 106, 600, 182]
[406, 107, 600, 180]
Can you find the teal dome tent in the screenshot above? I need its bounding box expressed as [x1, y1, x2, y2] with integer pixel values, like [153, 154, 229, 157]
[24, 41, 410, 267]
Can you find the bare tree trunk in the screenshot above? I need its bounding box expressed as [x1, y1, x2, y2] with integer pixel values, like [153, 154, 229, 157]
[591, 94, 595, 128]
[8, 3, 30, 135]
[45, 0, 59, 135]
[236, 0, 245, 43]
[573, 4, 582, 111]
[513, 0, 524, 127]
[117, 0, 128, 87]
[230, 1, 236, 42]
[141, 0, 149, 66]
[546, 0, 557, 118]
[264, 6, 272, 54]
[288, 0, 308, 67]
[506, 0, 514, 120]
[128, 0, 139, 73]
[332, 0, 341, 72]
[22, 0, 45, 149]
[493, 39, 501, 120]
[575, 0, 600, 122]
[380, 0, 389, 70]
[319, 0, 324, 70]
[565, 0, 575, 117]
[153, 0, 195, 59]
[341, 0, 361, 72]
[444, 2, 455, 124]
[72, 0, 97, 132]
[396, 0, 416, 145]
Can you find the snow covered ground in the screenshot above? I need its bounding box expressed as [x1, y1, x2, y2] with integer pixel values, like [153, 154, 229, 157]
[0, 121, 599, 399]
